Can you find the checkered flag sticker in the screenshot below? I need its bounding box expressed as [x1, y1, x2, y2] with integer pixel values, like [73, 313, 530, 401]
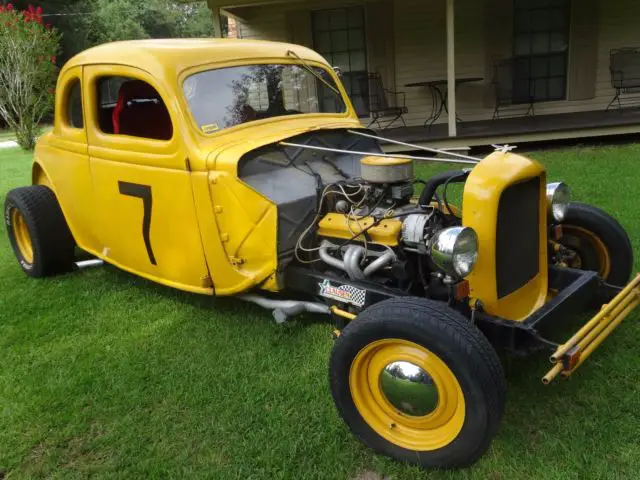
[318, 279, 367, 307]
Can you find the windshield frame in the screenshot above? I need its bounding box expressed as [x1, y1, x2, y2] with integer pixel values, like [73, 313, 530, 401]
[177, 58, 356, 138]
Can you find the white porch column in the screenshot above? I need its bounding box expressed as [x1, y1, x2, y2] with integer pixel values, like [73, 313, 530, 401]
[211, 6, 223, 38]
[446, 0, 457, 137]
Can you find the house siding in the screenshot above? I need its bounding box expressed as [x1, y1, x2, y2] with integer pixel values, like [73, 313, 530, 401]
[394, 0, 640, 124]
[230, 10, 288, 41]
[225, 0, 639, 127]
[229, 0, 366, 43]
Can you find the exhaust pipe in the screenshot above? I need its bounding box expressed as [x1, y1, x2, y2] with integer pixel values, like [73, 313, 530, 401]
[319, 241, 346, 271]
[319, 241, 366, 280]
[344, 245, 366, 280]
[364, 250, 397, 277]
[319, 241, 397, 280]
[76, 259, 105, 269]
[239, 294, 331, 324]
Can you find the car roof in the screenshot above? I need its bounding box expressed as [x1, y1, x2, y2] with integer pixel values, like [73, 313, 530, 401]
[63, 38, 330, 78]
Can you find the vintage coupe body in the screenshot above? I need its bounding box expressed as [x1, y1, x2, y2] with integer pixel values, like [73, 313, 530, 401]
[5, 39, 639, 469]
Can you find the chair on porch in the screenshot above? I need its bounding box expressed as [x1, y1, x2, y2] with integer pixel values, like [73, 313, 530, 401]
[607, 48, 640, 111]
[492, 59, 534, 120]
[359, 73, 408, 130]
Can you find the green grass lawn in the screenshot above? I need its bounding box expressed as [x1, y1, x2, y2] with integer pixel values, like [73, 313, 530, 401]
[0, 125, 52, 143]
[0, 130, 15, 141]
[1, 144, 640, 479]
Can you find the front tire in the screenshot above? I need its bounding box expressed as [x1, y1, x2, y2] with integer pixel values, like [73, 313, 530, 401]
[4, 186, 76, 277]
[558, 202, 633, 286]
[329, 298, 506, 469]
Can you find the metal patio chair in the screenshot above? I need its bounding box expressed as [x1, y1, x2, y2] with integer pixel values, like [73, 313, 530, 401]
[492, 58, 534, 120]
[359, 73, 408, 130]
[607, 48, 640, 111]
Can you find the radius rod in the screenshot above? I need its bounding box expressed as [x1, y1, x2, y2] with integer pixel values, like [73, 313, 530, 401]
[347, 129, 481, 163]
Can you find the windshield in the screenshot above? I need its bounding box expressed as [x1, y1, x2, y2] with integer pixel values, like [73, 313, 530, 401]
[183, 64, 348, 134]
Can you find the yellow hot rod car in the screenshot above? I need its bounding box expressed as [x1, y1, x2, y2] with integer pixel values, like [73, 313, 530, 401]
[5, 39, 639, 469]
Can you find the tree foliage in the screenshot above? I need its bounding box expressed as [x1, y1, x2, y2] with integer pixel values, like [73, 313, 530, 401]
[0, 4, 60, 149]
[56, 0, 215, 57]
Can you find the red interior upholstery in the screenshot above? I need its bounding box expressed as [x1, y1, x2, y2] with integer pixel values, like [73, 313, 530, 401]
[112, 80, 173, 140]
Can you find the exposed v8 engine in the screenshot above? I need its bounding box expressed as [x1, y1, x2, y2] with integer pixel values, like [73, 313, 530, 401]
[297, 154, 461, 291]
[238, 130, 478, 299]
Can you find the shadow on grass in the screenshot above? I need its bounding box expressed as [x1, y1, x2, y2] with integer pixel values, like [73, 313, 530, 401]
[101, 261, 334, 320]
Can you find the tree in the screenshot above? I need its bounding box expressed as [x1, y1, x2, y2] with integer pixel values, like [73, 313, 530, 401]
[1, 1, 215, 60]
[175, 2, 216, 38]
[0, 4, 60, 150]
[63, 0, 215, 56]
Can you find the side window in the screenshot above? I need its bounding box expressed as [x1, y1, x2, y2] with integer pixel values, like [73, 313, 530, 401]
[96, 76, 173, 141]
[67, 80, 84, 129]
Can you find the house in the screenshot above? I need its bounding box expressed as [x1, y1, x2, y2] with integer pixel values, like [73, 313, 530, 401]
[205, 0, 640, 149]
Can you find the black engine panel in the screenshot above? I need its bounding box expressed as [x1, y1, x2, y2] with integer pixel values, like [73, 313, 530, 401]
[238, 129, 383, 264]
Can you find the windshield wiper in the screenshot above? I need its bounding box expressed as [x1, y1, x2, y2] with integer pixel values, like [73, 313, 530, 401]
[286, 50, 341, 96]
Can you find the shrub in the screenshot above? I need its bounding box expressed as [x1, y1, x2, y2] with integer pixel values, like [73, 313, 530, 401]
[0, 4, 60, 150]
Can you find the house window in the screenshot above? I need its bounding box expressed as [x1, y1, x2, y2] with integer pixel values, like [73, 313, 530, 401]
[512, 0, 570, 103]
[312, 7, 368, 116]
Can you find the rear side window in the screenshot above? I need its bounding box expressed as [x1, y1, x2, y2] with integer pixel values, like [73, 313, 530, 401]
[67, 80, 83, 129]
[96, 76, 173, 141]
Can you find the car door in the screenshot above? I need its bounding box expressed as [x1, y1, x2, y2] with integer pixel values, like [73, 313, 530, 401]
[83, 65, 211, 294]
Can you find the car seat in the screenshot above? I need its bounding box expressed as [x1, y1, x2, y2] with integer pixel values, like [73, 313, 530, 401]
[112, 80, 173, 140]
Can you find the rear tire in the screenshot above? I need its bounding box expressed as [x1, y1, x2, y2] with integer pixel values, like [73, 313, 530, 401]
[559, 202, 633, 287]
[329, 298, 506, 469]
[4, 186, 76, 277]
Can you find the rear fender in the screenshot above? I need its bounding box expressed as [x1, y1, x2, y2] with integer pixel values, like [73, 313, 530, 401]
[30, 142, 100, 255]
[32, 161, 54, 189]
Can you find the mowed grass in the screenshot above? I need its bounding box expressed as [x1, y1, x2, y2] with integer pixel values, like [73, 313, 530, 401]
[0, 125, 52, 143]
[0, 130, 15, 142]
[1, 143, 640, 479]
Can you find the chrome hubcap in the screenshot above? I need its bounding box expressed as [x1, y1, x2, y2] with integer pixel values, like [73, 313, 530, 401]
[379, 361, 439, 417]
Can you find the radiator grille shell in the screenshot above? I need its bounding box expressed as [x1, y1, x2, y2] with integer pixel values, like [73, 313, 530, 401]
[495, 177, 541, 299]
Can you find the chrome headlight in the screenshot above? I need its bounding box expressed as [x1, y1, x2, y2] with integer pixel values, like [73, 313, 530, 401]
[430, 227, 479, 278]
[546, 182, 571, 222]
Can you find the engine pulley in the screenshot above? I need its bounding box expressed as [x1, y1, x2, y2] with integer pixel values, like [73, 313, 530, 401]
[402, 213, 433, 246]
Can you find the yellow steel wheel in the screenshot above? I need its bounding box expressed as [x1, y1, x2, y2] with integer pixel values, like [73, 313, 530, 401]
[557, 202, 633, 287]
[5, 186, 76, 278]
[330, 298, 506, 469]
[561, 225, 611, 279]
[10, 208, 34, 264]
[349, 339, 465, 451]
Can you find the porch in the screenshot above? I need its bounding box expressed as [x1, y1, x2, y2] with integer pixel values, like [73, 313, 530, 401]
[208, 0, 640, 147]
[380, 108, 640, 150]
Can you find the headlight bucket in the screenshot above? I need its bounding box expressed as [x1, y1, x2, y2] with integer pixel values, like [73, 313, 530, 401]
[430, 226, 479, 278]
[546, 182, 571, 222]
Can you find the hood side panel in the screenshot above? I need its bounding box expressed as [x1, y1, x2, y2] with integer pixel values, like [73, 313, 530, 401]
[238, 129, 382, 265]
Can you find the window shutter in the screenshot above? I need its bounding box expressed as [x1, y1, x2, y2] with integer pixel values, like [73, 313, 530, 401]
[567, 0, 599, 101]
[484, 0, 513, 107]
[287, 10, 313, 48]
[366, 1, 396, 92]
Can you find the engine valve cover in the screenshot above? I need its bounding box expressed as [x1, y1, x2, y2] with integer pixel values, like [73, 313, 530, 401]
[318, 213, 402, 246]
